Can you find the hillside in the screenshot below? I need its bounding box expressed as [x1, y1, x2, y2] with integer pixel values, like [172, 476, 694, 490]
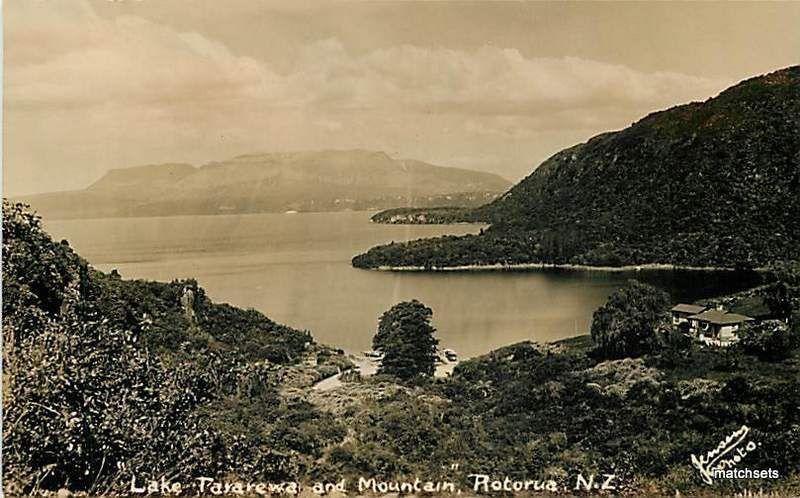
[355, 66, 800, 269]
[5, 201, 800, 496]
[18, 150, 510, 219]
[1, 201, 351, 494]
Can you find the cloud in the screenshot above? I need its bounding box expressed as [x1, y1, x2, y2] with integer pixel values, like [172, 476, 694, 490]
[288, 40, 727, 120]
[6, 3, 278, 113]
[3, 0, 732, 194]
[6, 1, 726, 120]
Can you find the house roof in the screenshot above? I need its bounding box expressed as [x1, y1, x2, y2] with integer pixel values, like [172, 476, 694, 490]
[688, 309, 754, 325]
[671, 303, 707, 314]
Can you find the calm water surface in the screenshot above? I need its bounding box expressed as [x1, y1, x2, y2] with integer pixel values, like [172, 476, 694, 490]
[45, 212, 761, 357]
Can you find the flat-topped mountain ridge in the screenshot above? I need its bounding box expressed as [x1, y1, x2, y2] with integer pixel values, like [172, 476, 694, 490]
[21, 149, 511, 219]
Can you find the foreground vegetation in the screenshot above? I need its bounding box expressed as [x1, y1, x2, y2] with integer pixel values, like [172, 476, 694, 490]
[2, 202, 347, 495]
[5, 201, 800, 496]
[355, 66, 800, 270]
[322, 280, 800, 495]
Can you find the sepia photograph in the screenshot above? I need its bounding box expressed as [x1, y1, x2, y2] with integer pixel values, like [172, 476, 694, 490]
[2, 1, 799, 496]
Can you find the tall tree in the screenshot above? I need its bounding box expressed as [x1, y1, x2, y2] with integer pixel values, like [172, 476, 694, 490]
[590, 280, 669, 359]
[373, 300, 438, 379]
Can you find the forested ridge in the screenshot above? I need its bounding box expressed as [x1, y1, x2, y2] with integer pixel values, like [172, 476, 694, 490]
[355, 66, 800, 269]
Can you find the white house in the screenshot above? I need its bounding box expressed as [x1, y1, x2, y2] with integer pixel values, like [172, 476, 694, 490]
[670, 303, 708, 326]
[687, 308, 754, 346]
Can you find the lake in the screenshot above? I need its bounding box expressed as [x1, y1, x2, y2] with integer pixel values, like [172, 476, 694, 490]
[45, 211, 762, 357]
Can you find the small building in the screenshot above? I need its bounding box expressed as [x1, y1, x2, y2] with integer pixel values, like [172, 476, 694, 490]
[671, 304, 708, 326]
[687, 309, 755, 346]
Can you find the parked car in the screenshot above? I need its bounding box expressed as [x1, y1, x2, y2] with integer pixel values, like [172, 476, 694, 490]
[443, 349, 458, 362]
[363, 350, 384, 360]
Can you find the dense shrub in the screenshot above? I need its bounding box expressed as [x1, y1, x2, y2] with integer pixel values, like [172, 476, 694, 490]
[590, 280, 670, 359]
[762, 261, 800, 319]
[2, 202, 219, 493]
[738, 320, 800, 361]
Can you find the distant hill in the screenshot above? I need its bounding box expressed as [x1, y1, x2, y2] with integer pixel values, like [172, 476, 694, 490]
[355, 66, 800, 269]
[19, 150, 510, 219]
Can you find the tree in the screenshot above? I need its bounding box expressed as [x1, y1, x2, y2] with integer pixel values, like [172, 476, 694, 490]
[762, 261, 800, 320]
[373, 300, 438, 379]
[590, 280, 669, 359]
[738, 320, 800, 361]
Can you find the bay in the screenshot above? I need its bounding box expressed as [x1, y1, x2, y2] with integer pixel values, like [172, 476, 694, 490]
[45, 211, 761, 357]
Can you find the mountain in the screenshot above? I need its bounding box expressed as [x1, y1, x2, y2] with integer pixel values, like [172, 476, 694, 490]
[19, 150, 511, 219]
[354, 66, 800, 269]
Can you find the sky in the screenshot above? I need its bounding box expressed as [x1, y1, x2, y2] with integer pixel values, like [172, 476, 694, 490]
[4, 1, 799, 196]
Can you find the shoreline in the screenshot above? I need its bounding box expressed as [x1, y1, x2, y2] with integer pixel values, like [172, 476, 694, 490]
[373, 262, 765, 273]
[313, 352, 458, 391]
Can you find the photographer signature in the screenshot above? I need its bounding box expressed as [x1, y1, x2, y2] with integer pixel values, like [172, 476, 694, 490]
[691, 425, 758, 484]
